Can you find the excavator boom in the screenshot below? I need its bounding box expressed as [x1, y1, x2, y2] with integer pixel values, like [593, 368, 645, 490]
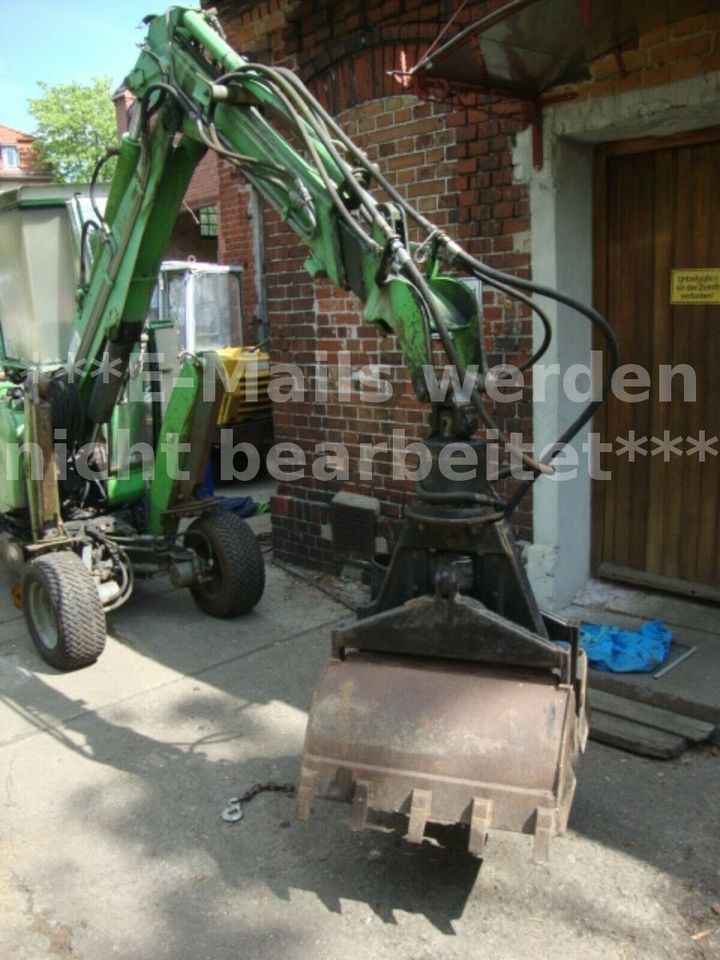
[66, 6, 617, 859]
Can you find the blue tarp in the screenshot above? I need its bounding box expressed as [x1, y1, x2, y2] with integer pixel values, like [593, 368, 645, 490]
[212, 496, 257, 518]
[579, 620, 672, 673]
[199, 462, 261, 518]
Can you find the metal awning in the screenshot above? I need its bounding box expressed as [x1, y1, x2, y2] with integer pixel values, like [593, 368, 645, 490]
[406, 0, 718, 99]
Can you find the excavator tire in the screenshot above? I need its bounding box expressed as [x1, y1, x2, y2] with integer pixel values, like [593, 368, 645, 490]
[185, 512, 265, 618]
[22, 551, 107, 670]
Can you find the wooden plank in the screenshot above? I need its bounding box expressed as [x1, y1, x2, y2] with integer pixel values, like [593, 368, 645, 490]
[596, 561, 720, 603]
[601, 125, 720, 158]
[675, 144, 704, 584]
[601, 152, 655, 572]
[590, 711, 687, 759]
[624, 153, 654, 574]
[591, 147, 609, 575]
[590, 689, 715, 743]
[594, 127, 720, 594]
[645, 147, 673, 577]
[693, 141, 720, 584]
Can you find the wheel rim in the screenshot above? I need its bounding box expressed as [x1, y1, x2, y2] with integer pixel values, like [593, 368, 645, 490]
[26, 581, 59, 650]
[185, 529, 221, 600]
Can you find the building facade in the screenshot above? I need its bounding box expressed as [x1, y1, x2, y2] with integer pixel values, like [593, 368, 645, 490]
[208, 0, 720, 608]
[0, 125, 51, 188]
[167, 152, 221, 262]
[113, 89, 221, 262]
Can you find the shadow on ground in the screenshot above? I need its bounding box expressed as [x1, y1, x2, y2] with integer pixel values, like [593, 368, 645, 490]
[3, 669, 481, 940]
[2, 561, 719, 958]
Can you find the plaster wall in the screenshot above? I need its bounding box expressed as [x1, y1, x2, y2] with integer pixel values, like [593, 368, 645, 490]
[516, 72, 720, 608]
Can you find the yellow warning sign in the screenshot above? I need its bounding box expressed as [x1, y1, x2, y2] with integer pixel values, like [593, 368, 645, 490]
[670, 269, 720, 305]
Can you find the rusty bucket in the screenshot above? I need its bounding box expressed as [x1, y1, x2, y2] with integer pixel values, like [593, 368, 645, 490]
[297, 650, 587, 862]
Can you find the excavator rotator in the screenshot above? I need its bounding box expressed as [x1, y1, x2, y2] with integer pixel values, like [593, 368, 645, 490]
[298, 406, 588, 861]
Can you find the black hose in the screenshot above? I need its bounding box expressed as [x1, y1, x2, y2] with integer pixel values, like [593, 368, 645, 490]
[78, 218, 101, 290]
[89, 148, 119, 227]
[401, 254, 551, 478]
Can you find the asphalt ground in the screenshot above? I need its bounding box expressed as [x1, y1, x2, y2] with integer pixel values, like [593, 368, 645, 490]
[1, 546, 719, 960]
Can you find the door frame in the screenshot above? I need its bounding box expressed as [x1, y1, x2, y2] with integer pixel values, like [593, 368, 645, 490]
[591, 124, 720, 601]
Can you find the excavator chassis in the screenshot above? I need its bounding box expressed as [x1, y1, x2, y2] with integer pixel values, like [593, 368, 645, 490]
[297, 427, 589, 861]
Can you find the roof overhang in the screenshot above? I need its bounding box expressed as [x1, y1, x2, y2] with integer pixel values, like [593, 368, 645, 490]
[404, 0, 718, 100]
[398, 0, 719, 169]
[0, 183, 108, 212]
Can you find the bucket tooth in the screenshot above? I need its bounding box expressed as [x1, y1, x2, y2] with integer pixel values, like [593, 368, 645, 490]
[296, 768, 316, 822]
[350, 779, 371, 832]
[468, 797, 493, 858]
[532, 807, 555, 864]
[406, 788, 432, 844]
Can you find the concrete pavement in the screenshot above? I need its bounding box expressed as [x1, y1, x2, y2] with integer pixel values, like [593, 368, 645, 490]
[1, 550, 719, 960]
[565, 578, 720, 732]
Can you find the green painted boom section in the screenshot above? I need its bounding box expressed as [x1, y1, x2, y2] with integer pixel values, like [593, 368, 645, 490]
[70, 5, 481, 437]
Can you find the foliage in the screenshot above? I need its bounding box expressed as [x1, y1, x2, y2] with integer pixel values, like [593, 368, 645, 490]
[28, 76, 118, 183]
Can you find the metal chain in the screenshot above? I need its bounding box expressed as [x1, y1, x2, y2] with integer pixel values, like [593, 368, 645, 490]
[238, 781, 296, 803]
[221, 781, 295, 823]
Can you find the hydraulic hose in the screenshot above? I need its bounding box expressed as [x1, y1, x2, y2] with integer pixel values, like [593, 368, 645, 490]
[172, 26, 620, 514]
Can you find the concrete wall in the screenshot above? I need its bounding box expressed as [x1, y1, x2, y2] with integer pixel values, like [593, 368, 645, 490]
[516, 131, 594, 609]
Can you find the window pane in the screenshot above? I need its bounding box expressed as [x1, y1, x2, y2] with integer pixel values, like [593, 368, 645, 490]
[198, 205, 218, 237]
[193, 272, 233, 351]
[2, 145, 19, 168]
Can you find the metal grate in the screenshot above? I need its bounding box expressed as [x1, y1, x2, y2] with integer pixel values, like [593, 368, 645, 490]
[330, 500, 376, 560]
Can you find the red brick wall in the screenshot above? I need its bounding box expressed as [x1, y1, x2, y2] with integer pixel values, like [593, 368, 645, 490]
[269, 94, 475, 564]
[185, 152, 220, 210]
[164, 210, 218, 262]
[209, 0, 720, 570]
[561, 8, 720, 98]
[211, 0, 534, 568]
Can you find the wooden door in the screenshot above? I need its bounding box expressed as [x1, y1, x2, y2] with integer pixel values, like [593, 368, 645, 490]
[593, 127, 720, 601]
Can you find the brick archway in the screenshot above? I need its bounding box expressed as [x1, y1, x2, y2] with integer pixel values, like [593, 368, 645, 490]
[302, 42, 424, 115]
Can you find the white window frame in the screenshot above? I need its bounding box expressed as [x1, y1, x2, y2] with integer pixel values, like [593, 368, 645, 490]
[2, 145, 19, 169]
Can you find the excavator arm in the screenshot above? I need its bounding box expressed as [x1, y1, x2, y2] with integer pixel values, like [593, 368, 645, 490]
[74, 5, 615, 485]
[73, 6, 481, 434]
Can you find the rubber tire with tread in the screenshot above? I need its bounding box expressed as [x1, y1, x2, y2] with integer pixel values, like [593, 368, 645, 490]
[22, 551, 107, 670]
[185, 511, 265, 618]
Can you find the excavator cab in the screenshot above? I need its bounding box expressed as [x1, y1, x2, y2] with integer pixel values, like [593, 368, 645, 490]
[0, 185, 104, 372]
[147, 261, 273, 473]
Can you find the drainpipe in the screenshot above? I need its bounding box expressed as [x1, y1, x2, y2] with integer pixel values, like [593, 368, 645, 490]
[249, 186, 268, 348]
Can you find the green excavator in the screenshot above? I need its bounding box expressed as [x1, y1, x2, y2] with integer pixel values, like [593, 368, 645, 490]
[0, 6, 617, 860]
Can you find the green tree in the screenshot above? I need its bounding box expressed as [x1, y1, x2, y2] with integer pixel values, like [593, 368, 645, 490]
[28, 76, 117, 183]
